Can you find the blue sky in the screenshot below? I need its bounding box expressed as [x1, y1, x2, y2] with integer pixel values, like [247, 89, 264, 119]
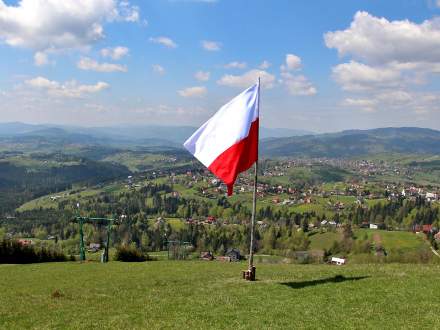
[1, 0, 440, 132]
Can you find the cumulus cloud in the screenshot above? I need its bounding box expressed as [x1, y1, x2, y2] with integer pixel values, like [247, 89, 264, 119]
[178, 86, 207, 98]
[282, 54, 302, 71]
[149, 36, 178, 48]
[100, 46, 129, 60]
[201, 40, 221, 51]
[280, 72, 317, 96]
[25, 76, 109, 98]
[194, 71, 210, 81]
[278, 54, 316, 96]
[217, 69, 275, 89]
[224, 61, 247, 69]
[152, 64, 165, 75]
[77, 57, 127, 72]
[332, 61, 401, 91]
[325, 11, 440, 114]
[117, 0, 139, 22]
[0, 0, 139, 53]
[325, 11, 440, 65]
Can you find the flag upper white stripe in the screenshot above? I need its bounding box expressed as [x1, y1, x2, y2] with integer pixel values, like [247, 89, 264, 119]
[183, 82, 259, 167]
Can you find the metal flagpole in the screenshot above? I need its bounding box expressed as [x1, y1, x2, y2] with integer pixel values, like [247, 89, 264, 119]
[246, 78, 260, 281]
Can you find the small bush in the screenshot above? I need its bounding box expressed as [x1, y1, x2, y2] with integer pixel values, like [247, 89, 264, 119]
[114, 245, 151, 262]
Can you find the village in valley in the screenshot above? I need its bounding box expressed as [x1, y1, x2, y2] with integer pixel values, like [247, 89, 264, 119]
[4, 152, 439, 267]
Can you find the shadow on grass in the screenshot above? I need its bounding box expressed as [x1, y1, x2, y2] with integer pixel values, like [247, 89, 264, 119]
[280, 275, 370, 289]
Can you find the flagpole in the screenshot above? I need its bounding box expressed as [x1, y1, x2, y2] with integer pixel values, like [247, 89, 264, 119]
[247, 78, 260, 281]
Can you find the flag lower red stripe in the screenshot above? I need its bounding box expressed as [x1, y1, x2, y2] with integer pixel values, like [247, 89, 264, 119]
[208, 118, 259, 195]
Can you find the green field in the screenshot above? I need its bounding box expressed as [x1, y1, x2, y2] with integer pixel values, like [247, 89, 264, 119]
[1, 261, 439, 329]
[354, 229, 427, 251]
[308, 231, 342, 250]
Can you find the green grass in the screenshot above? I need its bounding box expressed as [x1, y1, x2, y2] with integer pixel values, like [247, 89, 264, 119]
[354, 229, 426, 251]
[1, 261, 440, 329]
[308, 231, 341, 250]
[16, 184, 127, 212]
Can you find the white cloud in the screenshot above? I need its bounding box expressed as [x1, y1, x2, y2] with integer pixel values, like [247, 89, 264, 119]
[201, 40, 221, 51]
[149, 36, 178, 48]
[100, 46, 129, 60]
[178, 86, 207, 98]
[277, 54, 316, 96]
[283, 54, 302, 71]
[325, 11, 440, 115]
[332, 61, 401, 91]
[258, 60, 271, 69]
[341, 90, 438, 114]
[25, 76, 109, 98]
[77, 57, 127, 72]
[224, 61, 247, 69]
[152, 64, 165, 75]
[217, 69, 275, 89]
[0, 0, 139, 52]
[324, 11, 440, 65]
[34, 52, 49, 66]
[342, 98, 377, 112]
[194, 71, 210, 81]
[117, 0, 139, 22]
[280, 72, 317, 96]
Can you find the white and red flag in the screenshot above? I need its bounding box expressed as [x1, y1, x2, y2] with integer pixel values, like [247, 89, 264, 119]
[183, 82, 260, 196]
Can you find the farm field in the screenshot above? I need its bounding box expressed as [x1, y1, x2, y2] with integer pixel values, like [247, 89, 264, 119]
[1, 261, 439, 329]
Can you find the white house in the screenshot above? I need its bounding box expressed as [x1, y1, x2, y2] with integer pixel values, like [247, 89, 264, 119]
[426, 192, 437, 202]
[331, 257, 346, 265]
[370, 224, 378, 229]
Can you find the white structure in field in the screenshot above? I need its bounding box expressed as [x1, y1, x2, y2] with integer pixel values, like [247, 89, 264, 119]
[370, 224, 378, 229]
[331, 257, 346, 265]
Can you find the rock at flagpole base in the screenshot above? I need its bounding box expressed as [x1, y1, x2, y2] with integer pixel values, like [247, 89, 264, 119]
[242, 266, 256, 281]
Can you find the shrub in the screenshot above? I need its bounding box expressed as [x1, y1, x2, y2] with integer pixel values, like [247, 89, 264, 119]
[0, 239, 67, 264]
[114, 245, 151, 262]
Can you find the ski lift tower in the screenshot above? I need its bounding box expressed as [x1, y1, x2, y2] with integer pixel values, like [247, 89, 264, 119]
[73, 203, 125, 263]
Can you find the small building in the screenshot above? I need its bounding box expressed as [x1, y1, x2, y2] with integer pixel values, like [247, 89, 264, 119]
[216, 256, 231, 262]
[17, 239, 33, 246]
[226, 248, 241, 262]
[88, 243, 101, 253]
[200, 251, 214, 261]
[370, 224, 378, 230]
[423, 224, 433, 233]
[331, 257, 346, 265]
[206, 216, 216, 224]
[425, 192, 437, 202]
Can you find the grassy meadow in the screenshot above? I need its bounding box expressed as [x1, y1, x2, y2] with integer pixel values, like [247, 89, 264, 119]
[1, 261, 439, 329]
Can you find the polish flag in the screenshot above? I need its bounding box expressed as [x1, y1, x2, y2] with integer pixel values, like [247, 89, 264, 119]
[183, 82, 259, 196]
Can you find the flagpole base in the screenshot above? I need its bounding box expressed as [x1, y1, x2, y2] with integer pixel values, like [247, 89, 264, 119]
[242, 266, 256, 281]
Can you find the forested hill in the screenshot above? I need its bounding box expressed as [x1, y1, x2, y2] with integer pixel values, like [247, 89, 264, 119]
[260, 127, 440, 158]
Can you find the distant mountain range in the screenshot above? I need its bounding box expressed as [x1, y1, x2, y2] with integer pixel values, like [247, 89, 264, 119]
[260, 127, 440, 157]
[1, 123, 440, 158]
[0, 122, 313, 145]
